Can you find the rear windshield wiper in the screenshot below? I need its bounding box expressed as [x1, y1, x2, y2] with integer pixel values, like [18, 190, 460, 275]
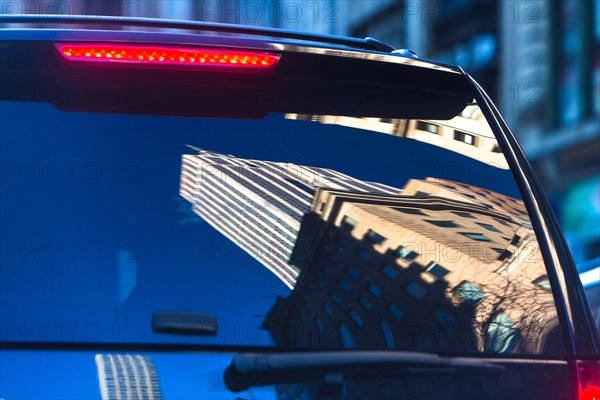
[224, 350, 506, 393]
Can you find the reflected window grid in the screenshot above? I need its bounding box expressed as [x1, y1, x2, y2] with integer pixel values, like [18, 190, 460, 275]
[345, 265, 361, 280]
[426, 220, 463, 228]
[381, 264, 400, 280]
[337, 279, 353, 293]
[452, 281, 486, 305]
[405, 282, 427, 301]
[341, 215, 358, 231]
[356, 248, 375, 263]
[359, 297, 373, 311]
[365, 229, 387, 245]
[338, 323, 357, 349]
[380, 320, 396, 349]
[388, 303, 405, 321]
[322, 302, 334, 316]
[477, 222, 502, 232]
[329, 292, 343, 305]
[397, 246, 419, 262]
[348, 309, 364, 327]
[532, 276, 552, 291]
[460, 232, 492, 242]
[424, 262, 450, 280]
[434, 308, 458, 329]
[416, 121, 440, 134]
[396, 207, 427, 216]
[368, 283, 383, 299]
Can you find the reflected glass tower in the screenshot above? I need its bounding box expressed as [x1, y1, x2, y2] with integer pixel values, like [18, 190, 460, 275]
[180, 148, 401, 288]
[95, 354, 162, 400]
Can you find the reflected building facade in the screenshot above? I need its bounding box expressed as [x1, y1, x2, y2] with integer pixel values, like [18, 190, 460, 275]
[287, 104, 509, 170]
[264, 177, 561, 355]
[180, 148, 401, 288]
[95, 354, 162, 400]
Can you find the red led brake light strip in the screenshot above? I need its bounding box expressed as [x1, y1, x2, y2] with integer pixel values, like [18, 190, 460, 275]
[56, 44, 280, 69]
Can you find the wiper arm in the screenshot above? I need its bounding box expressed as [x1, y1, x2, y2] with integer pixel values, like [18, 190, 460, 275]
[224, 350, 506, 393]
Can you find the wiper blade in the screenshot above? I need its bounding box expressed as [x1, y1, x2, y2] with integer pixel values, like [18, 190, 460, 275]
[223, 350, 506, 392]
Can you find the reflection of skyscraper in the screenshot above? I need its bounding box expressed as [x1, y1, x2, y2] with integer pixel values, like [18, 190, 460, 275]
[95, 354, 162, 400]
[179, 149, 401, 288]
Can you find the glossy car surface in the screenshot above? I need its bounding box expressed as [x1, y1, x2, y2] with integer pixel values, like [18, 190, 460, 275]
[0, 15, 598, 400]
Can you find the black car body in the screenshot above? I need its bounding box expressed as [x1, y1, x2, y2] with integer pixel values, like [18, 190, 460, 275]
[0, 15, 598, 400]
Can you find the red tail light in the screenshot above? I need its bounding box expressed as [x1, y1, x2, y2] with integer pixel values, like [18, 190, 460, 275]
[575, 360, 600, 400]
[56, 44, 280, 69]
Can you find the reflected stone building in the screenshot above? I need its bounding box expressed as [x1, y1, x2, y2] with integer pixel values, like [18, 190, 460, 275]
[95, 354, 162, 400]
[287, 105, 509, 170]
[264, 177, 561, 357]
[180, 148, 401, 288]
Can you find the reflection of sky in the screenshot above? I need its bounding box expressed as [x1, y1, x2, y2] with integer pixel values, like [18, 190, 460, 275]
[0, 351, 99, 399]
[0, 351, 276, 399]
[0, 101, 520, 397]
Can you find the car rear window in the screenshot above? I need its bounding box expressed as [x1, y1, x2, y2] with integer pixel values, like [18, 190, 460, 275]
[0, 99, 565, 357]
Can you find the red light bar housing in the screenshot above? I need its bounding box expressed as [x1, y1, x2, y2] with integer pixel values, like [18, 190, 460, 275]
[56, 43, 280, 69]
[0, 39, 473, 119]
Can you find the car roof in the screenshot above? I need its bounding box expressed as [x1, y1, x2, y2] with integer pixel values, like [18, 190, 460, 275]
[0, 14, 396, 50]
[0, 14, 462, 73]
